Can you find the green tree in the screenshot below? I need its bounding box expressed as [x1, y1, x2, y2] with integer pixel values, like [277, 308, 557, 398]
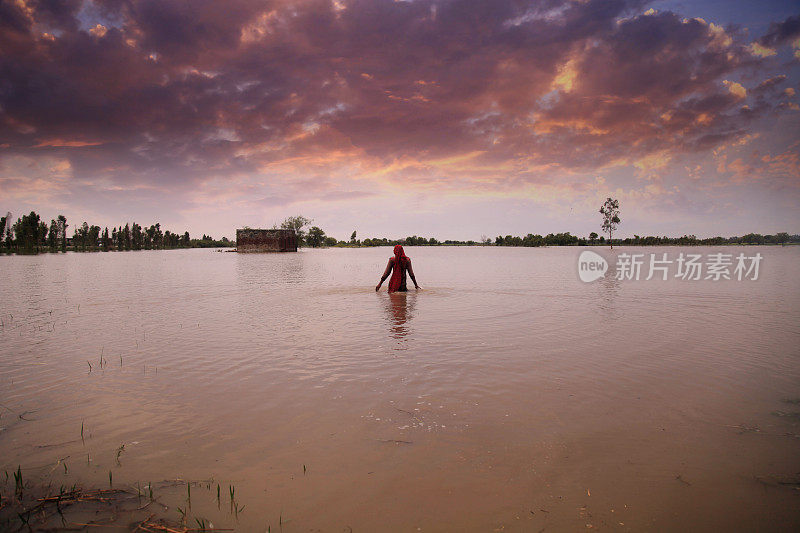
[57, 215, 68, 252]
[307, 226, 326, 247]
[38, 221, 48, 250]
[599, 197, 621, 249]
[589, 232, 598, 244]
[153, 223, 162, 249]
[115, 226, 124, 250]
[102, 227, 110, 251]
[123, 223, 132, 250]
[72, 227, 81, 252]
[78, 222, 89, 251]
[48, 219, 58, 251]
[88, 225, 101, 250]
[14, 212, 42, 253]
[145, 225, 155, 249]
[280, 215, 312, 246]
[350, 230, 357, 244]
[132, 223, 143, 250]
[0, 214, 7, 250]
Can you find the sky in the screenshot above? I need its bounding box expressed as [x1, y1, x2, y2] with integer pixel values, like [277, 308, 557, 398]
[1, 0, 799, 241]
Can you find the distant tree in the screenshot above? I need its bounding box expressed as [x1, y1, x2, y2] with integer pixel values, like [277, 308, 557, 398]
[182, 231, 190, 246]
[0, 214, 6, 250]
[102, 227, 110, 251]
[38, 221, 48, 250]
[132, 223, 143, 250]
[153, 223, 162, 249]
[88, 225, 101, 250]
[122, 223, 131, 250]
[14, 212, 42, 253]
[57, 215, 68, 252]
[115, 225, 125, 250]
[307, 226, 326, 247]
[350, 230, 357, 244]
[280, 215, 312, 246]
[79, 222, 89, 251]
[145, 225, 155, 249]
[72, 226, 82, 252]
[589, 232, 598, 244]
[599, 197, 621, 249]
[323, 236, 338, 247]
[48, 219, 58, 251]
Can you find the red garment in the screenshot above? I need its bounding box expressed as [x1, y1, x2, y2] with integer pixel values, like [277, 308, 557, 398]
[388, 245, 409, 292]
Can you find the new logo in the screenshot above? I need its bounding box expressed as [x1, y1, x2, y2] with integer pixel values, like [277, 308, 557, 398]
[578, 250, 608, 282]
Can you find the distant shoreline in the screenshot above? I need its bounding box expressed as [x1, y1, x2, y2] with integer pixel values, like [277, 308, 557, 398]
[2, 242, 798, 256]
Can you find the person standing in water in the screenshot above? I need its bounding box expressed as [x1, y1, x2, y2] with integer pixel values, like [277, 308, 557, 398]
[376, 245, 420, 292]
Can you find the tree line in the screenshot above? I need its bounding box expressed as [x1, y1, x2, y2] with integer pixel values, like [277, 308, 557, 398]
[491, 232, 799, 247]
[278, 215, 799, 249]
[3, 211, 796, 254]
[0, 211, 232, 254]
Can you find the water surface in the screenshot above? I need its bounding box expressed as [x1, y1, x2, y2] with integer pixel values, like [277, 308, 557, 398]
[1, 246, 799, 531]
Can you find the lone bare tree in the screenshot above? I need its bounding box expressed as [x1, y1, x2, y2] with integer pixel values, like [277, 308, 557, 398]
[599, 197, 620, 249]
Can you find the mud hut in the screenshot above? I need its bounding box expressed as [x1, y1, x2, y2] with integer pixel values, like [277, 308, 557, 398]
[236, 229, 298, 252]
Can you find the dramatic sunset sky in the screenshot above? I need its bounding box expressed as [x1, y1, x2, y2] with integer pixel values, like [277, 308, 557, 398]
[1, 0, 798, 240]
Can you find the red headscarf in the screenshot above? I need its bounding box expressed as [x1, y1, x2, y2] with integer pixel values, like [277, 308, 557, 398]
[388, 245, 408, 292]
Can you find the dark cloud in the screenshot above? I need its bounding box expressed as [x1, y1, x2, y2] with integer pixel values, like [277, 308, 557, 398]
[758, 14, 800, 48]
[0, 0, 794, 201]
[753, 75, 787, 93]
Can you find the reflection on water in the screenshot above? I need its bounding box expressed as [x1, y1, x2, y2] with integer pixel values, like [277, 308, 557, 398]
[382, 291, 417, 344]
[0, 246, 799, 531]
[597, 251, 622, 316]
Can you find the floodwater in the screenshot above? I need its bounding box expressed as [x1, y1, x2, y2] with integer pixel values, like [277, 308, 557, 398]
[1, 246, 799, 531]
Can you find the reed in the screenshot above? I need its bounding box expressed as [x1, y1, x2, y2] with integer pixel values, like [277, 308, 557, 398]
[177, 506, 186, 524]
[14, 465, 23, 498]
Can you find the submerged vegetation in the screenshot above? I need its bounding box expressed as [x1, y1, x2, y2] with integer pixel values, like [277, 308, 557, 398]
[0, 470, 240, 531]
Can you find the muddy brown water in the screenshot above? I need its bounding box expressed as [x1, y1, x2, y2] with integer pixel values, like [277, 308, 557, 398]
[1, 246, 799, 531]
